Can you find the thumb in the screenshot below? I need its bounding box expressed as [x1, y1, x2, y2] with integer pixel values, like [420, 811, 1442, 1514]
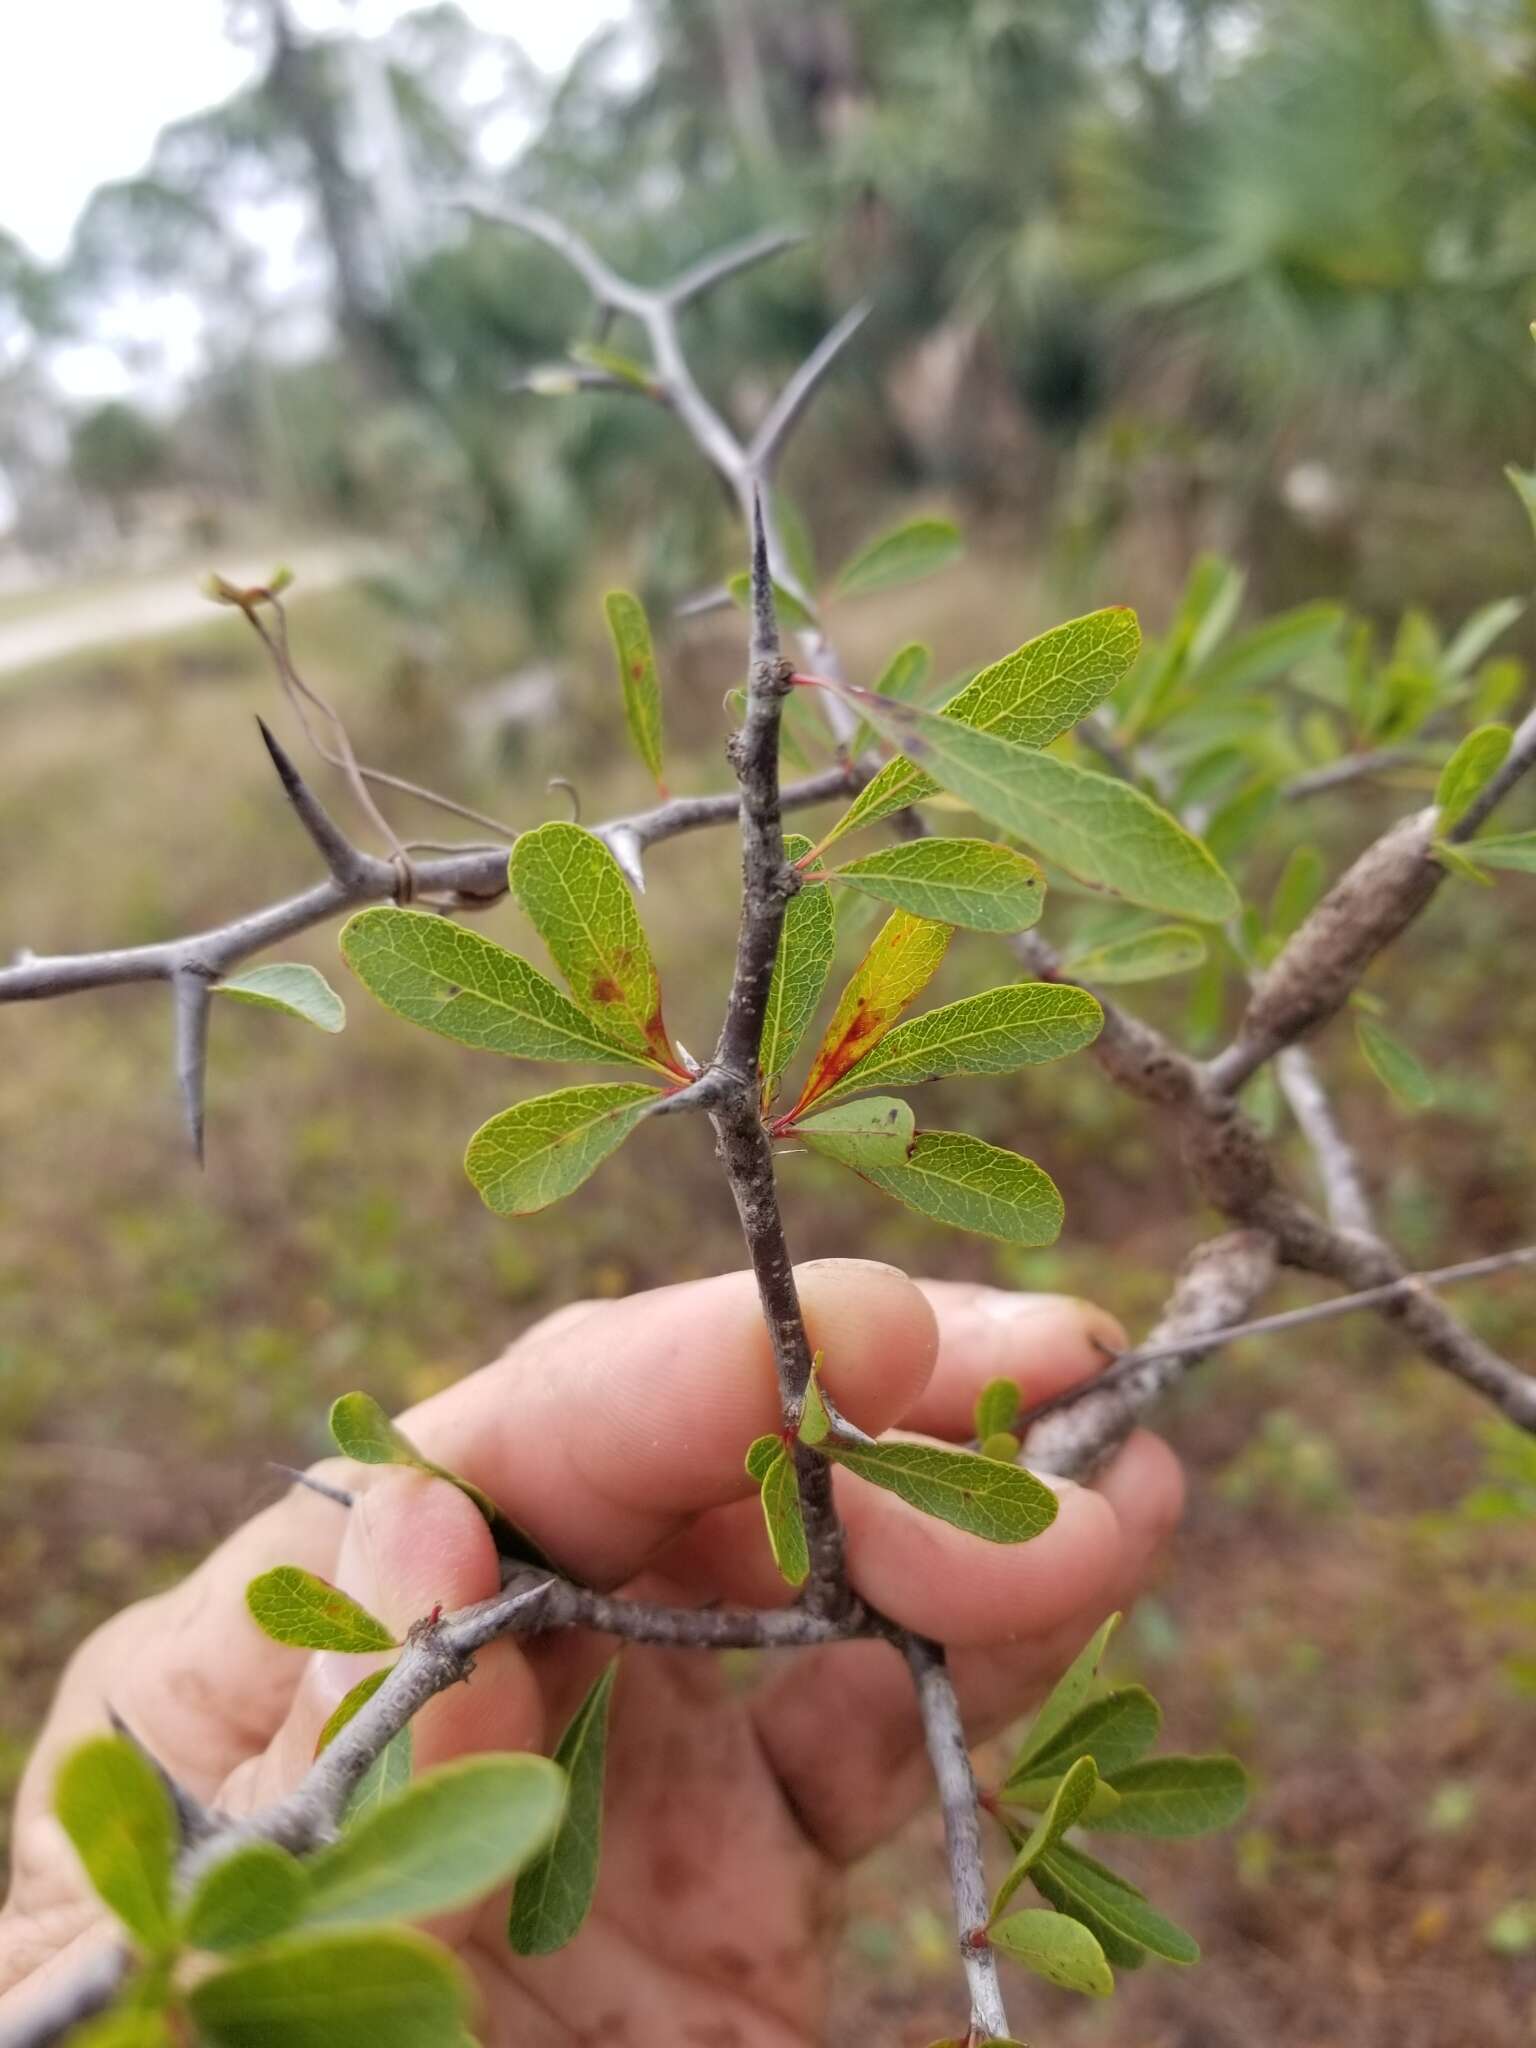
[227, 1470, 545, 1812]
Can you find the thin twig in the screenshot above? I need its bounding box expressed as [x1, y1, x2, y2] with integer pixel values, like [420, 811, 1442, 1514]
[906, 1635, 1011, 2043]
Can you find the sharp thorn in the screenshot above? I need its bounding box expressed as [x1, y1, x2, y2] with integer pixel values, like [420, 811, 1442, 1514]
[270, 1462, 356, 1508]
[255, 716, 363, 882]
[172, 970, 211, 1166]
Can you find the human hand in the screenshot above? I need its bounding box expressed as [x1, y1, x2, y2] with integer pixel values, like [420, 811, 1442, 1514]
[0, 1260, 1182, 2045]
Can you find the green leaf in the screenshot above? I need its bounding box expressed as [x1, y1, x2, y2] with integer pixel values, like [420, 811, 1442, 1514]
[974, 1377, 1021, 1440]
[823, 1437, 1058, 1543]
[1355, 1015, 1435, 1111]
[345, 1729, 413, 1825]
[303, 1754, 565, 1928]
[53, 1737, 176, 1951]
[849, 642, 933, 753]
[328, 1394, 549, 1568]
[568, 339, 654, 391]
[815, 983, 1101, 1109]
[1462, 830, 1536, 873]
[1092, 1756, 1249, 1838]
[1444, 596, 1523, 676]
[853, 1130, 1063, 1246]
[508, 1661, 619, 1956]
[833, 516, 962, 599]
[979, 1429, 1021, 1461]
[1269, 846, 1326, 943]
[993, 1758, 1100, 1917]
[1507, 460, 1536, 542]
[726, 570, 817, 632]
[245, 1567, 398, 1655]
[188, 1928, 467, 2048]
[339, 909, 644, 1069]
[746, 1434, 810, 1587]
[69, 2013, 176, 2048]
[314, 1669, 392, 1758]
[465, 1082, 660, 1215]
[989, 1907, 1114, 1997]
[1193, 601, 1344, 699]
[184, 1844, 308, 1952]
[1009, 1615, 1120, 1778]
[792, 911, 951, 1114]
[845, 691, 1238, 924]
[1032, 1841, 1199, 1965]
[1436, 723, 1513, 829]
[832, 838, 1045, 932]
[793, 1095, 915, 1167]
[1433, 840, 1495, 887]
[1063, 925, 1206, 985]
[760, 836, 837, 1089]
[1009, 1688, 1161, 1788]
[603, 591, 665, 791]
[797, 1356, 831, 1447]
[213, 964, 345, 1034]
[508, 822, 680, 1073]
[820, 607, 1142, 850]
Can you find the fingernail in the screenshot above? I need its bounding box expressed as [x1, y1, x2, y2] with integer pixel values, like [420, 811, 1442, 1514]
[798, 1257, 907, 1279]
[975, 1289, 1075, 1323]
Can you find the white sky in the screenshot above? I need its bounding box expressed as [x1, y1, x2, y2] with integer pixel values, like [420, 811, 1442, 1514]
[0, 0, 630, 264]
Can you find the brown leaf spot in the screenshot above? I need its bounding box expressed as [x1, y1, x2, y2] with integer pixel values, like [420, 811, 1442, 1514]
[591, 977, 623, 1005]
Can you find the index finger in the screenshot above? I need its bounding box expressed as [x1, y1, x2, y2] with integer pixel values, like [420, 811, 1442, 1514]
[898, 1283, 1127, 1440]
[393, 1258, 939, 1586]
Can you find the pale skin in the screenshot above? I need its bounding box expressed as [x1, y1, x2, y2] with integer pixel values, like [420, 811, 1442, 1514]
[0, 1259, 1184, 2046]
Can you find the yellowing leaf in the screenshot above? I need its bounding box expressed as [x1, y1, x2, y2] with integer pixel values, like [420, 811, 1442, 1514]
[340, 909, 642, 1068]
[792, 911, 950, 1115]
[604, 591, 665, 791]
[465, 1082, 660, 1215]
[844, 691, 1239, 924]
[509, 1661, 619, 1956]
[214, 963, 345, 1033]
[832, 838, 1045, 932]
[820, 608, 1142, 850]
[246, 1567, 398, 1654]
[509, 823, 682, 1073]
[760, 836, 837, 1091]
[816, 982, 1101, 1108]
[793, 1095, 915, 1168]
[855, 1129, 1063, 1245]
[823, 1437, 1058, 1542]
